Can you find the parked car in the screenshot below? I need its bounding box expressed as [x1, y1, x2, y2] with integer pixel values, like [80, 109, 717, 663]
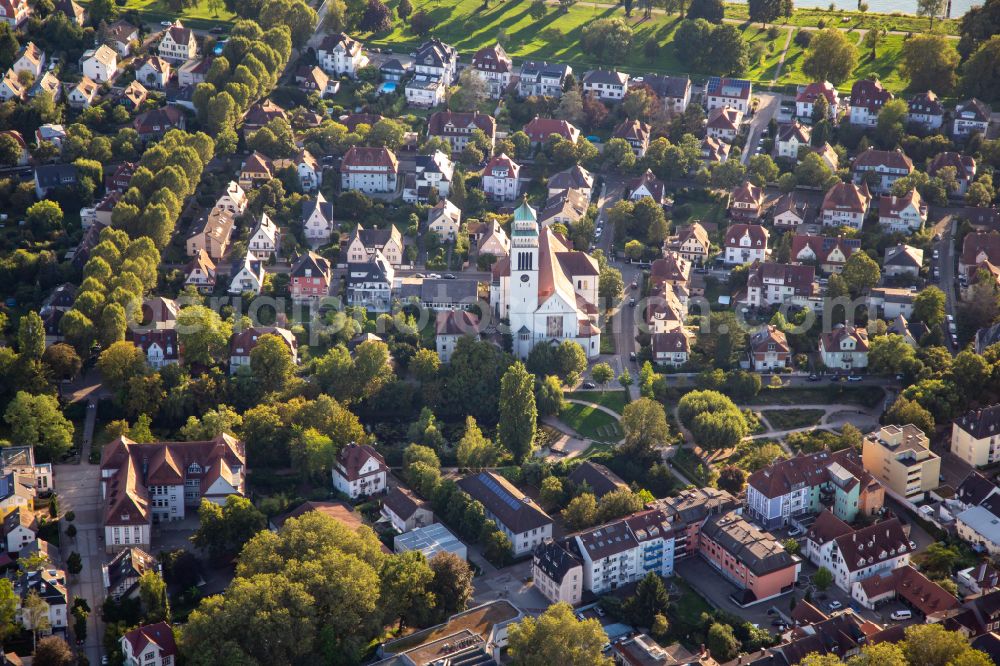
[890, 610, 912, 621]
[788, 526, 803, 537]
[443, 273, 456, 280]
[827, 601, 843, 611]
[629, 298, 636, 307]
[629, 352, 636, 361]
[847, 375, 863, 382]
[909, 540, 917, 549]
[807, 374, 820, 381]
[582, 381, 596, 389]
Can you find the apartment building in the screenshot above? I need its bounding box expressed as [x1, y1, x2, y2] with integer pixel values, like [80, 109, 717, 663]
[952, 404, 1000, 468]
[803, 512, 912, 593]
[458, 472, 553, 556]
[532, 539, 584, 605]
[861, 424, 940, 501]
[340, 146, 398, 193]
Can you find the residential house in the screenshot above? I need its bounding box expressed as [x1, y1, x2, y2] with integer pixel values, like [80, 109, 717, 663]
[343, 224, 403, 266]
[728, 181, 765, 221]
[548, 164, 593, 199]
[132, 107, 185, 139]
[700, 510, 800, 606]
[471, 43, 512, 98]
[12, 42, 44, 79]
[345, 250, 394, 311]
[413, 38, 458, 86]
[870, 286, 917, 319]
[907, 91, 945, 130]
[378, 58, 410, 82]
[238, 151, 273, 188]
[289, 251, 332, 302]
[772, 192, 809, 228]
[120, 622, 177, 666]
[117, 80, 147, 111]
[482, 153, 521, 201]
[705, 76, 752, 114]
[33, 164, 77, 198]
[929, 151, 977, 196]
[458, 471, 552, 557]
[242, 99, 286, 132]
[409, 150, 454, 202]
[849, 78, 893, 126]
[532, 539, 583, 605]
[701, 136, 731, 164]
[28, 71, 60, 101]
[707, 106, 743, 142]
[539, 188, 589, 228]
[67, 76, 99, 108]
[340, 146, 398, 194]
[301, 191, 335, 243]
[724, 222, 769, 264]
[401, 278, 479, 310]
[158, 20, 196, 63]
[582, 69, 629, 100]
[228, 254, 265, 295]
[959, 233, 1000, 282]
[186, 207, 235, 260]
[404, 75, 445, 107]
[638, 74, 691, 114]
[853, 564, 958, 617]
[958, 562, 1000, 595]
[80, 46, 117, 87]
[820, 181, 872, 230]
[523, 116, 580, 147]
[954, 98, 992, 137]
[796, 81, 838, 119]
[214, 180, 247, 216]
[106, 20, 139, 57]
[317, 32, 367, 77]
[878, 190, 927, 233]
[435, 310, 479, 363]
[776, 122, 811, 161]
[664, 222, 710, 266]
[957, 497, 1000, 557]
[99, 434, 245, 550]
[883, 243, 923, 278]
[470, 219, 510, 259]
[790, 234, 860, 274]
[183, 250, 216, 293]
[427, 199, 461, 240]
[852, 148, 915, 194]
[381, 486, 433, 533]
[862, 424, 940, 502]
[134, 56, 170, 90]
[332, 443, 388, 499]
[518, 60, 571, 98]
[952, 404, 1000, 468]
[247, 213, 280, 260]
[819, 324, 869, 370]
[0, 0, 29, 27]
[129, 329, 179, 369]
[16, 569, 67, 634]
[746, 449, 883, 529]
[177, 56, 211, 88]
[229, 326, 297, 374]
[745, 261, 819, 310]
[814, 142, 840, 172]
[749, 325, 790, 371]
[0, 69, 23, 101]
[649, 252, 692, 293]
[3, 509, 35, 553]
[612, 118, 651, 157]
[102, 547, 157, 600]
[35, 124, 67, 150]
[295, 65, 338, 97]
[804, 513, 912, 593]
[567, 461, 628, 499]
[652, 329, 694, 367]
[427, 110, 496, 153]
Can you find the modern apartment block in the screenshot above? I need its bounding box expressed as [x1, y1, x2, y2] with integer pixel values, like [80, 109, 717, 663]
[862, 424, 940, 501]
[952, 404, 1000, 468]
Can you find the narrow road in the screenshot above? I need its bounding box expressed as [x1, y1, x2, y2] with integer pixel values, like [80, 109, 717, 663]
[771, 27, 795, 84]
[742, 93, 780, 166]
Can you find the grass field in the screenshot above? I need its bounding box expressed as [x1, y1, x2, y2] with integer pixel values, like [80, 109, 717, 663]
[750, 385, 885, 407]
[78, 0, 236, 29]
[761, 408, 826, 430]
[559, 402, 623, 441]
[723, 2, 960, 35]
[565, 389, 629, 414]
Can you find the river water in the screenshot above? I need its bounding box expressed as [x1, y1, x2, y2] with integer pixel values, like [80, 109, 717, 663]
[735, 0, 980, 16]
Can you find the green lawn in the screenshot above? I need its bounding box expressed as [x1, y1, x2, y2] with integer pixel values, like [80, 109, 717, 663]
[671, 447, 713, 486]
[558, 402, 622, 442]
[745, 26, 792, 83]
[723, 3, 959, 35]
[79, 0, 236, 28]
[749, 385, 885, 407]
[565, 389, 629, 414]
[779, 32, 907, 92]
[761, 408, 826, 431]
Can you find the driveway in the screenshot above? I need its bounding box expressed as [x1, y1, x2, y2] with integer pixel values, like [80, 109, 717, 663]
[53, 462, 105, 666]
[674, 556, 795, 629]
[471, 559, 549, 615]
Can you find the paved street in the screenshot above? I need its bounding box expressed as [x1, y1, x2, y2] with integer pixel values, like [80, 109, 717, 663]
[53, 462, 105, 666]
[741, 93, 780, 166]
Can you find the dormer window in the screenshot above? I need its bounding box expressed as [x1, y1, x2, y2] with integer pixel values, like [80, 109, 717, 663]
[188, 463, 201, 474]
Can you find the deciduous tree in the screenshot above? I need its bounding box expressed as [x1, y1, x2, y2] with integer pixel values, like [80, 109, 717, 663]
[508, 603, 612, 665]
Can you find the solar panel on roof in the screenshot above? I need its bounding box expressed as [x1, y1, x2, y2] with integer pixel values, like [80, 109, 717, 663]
[479, 473, 523, 511]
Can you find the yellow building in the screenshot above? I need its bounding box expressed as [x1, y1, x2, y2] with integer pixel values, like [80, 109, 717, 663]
[952, 405, 1000, 468]
[0, 472, 34, 520]
[862, 424, 940, 501]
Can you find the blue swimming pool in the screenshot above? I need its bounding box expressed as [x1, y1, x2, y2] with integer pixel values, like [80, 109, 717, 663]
[380, 82, 398, 94]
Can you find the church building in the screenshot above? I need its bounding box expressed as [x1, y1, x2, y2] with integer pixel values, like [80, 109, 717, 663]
[491, 200, 601, 359]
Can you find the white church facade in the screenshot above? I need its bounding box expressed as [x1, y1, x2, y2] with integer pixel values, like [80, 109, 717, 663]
[491, 200, 602, 359]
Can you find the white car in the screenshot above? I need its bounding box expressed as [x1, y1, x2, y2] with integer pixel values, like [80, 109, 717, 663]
[890, 610, 912, 621]
[827, 601, 843, 611]
[160, 20, 172, 26]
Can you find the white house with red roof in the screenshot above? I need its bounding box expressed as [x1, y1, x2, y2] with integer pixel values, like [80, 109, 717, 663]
[819, 324, 869, 370]
[332, 443, 388, 499]
[229, 326, 297, 373]
[929, 151, 977, 196]
[821, 181, 872, 230]
[81, 44, 118, 83]
[0, 0, 29, 28]
[729, 181, 765, 221]
[795, 81, 838, 120]
[471, 43, 512, 98]
[852, 148, 914, 194]
[878, 189, 927, 233]
[776, 122, 811, 161]
[121, 622, 178, 666]
[483, 153, 521, 201]
[523, 116, 580, 146]
[100, 434, 246, 551]
[317, 32, 367, 77]
[750, 325, 790, 371]
[12, 42, 44, 79]
[724, 223, 769, 265]
[706, 106, 743, 142]
[340, 146, 398, 193]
